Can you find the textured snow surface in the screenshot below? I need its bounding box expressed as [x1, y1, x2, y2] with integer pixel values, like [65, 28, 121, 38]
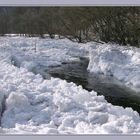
[88, 44, 140, 91]
[1, 61, 140, 134]
[0, 37, 140, 134]
[0, 37, 88, 69]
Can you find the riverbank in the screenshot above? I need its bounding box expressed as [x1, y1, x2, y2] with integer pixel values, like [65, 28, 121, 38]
[88, 43, 140, 92]
[0, 37, 140, 134]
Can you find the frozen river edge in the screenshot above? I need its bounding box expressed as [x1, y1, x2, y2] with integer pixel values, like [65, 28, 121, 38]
[0, 37, 140, 134]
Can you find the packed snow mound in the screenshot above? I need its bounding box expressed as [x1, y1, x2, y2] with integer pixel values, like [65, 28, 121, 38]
[88, 44, 140, 91]
[0, 60, 140, 134]
[0, 37, 88, 71]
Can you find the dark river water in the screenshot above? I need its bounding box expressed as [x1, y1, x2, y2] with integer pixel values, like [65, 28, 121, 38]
[42, 58, 140, 114]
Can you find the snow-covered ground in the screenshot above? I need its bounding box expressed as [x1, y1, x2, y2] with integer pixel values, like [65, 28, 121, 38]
[0, 37, 88, 69]
[88, 43, 140, 92]
[1, 37, 140, 134]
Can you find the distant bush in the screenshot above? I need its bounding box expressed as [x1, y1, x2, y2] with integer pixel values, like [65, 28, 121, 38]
[0, 7, 139, 47]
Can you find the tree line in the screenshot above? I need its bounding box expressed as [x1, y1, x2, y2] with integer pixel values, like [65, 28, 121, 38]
[0, 7, 139, 47]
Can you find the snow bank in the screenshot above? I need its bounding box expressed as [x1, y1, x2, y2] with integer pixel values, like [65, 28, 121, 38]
[0, 60, 140, 134]
[88, 44, 140, 92]
[0, 37, 88, 80]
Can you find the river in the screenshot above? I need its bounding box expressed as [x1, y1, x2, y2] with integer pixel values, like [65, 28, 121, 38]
[43, 57, 140, 114]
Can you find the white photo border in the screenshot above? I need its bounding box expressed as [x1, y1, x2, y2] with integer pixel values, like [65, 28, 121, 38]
[0, 0, 139, 6]
[0, 0, 140, 140]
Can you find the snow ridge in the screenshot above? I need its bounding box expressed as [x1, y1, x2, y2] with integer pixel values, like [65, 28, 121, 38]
[88, 44, 140, 92]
